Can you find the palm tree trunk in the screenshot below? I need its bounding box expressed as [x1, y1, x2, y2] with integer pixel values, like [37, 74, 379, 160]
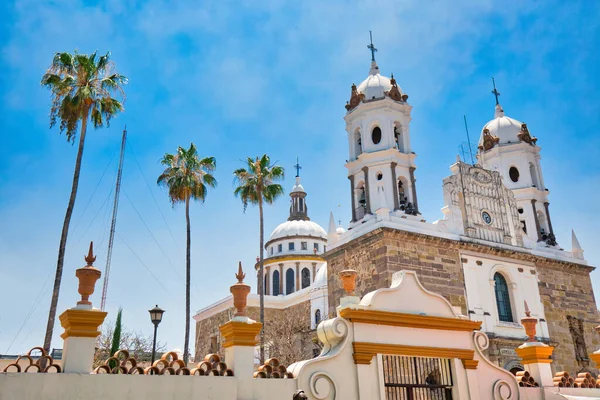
[258, 193, 265, 364]
[184, 195, 191, 364]
[43, 107, 89, 358]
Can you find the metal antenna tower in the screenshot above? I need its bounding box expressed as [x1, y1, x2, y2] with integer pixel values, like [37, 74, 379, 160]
[463, 115, 475, 165]
[100, 126, 127, 311]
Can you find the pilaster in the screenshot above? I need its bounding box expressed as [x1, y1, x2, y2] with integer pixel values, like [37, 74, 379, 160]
[390, 162, 399, 210]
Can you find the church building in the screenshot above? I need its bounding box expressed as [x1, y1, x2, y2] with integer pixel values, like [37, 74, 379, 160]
[194, 40, 598, 376]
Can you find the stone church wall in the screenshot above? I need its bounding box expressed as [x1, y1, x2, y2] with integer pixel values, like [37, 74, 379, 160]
[194, 303, 313, 363]
[325, 228, 467, 317]
[325, 227, 600, 374]
[536, 259, 600, 374]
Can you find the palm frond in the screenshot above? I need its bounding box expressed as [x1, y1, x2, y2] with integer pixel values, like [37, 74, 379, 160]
[157, 143, 217, 207]
[42, 50, 127, 141]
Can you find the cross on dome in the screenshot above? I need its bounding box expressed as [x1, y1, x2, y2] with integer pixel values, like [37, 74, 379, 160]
[491, 77, 501, 106]
[294, 156, 302, 178]
[367, 31, 378, 62]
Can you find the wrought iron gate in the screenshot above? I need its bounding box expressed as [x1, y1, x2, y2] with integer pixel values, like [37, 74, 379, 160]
[382, 355, 454, 400]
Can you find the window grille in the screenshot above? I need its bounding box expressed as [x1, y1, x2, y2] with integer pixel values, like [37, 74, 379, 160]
[494, 273, 514, 322]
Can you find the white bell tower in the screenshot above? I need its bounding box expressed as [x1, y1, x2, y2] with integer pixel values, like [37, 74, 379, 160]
[477, 80, 556, 246]
[344, 35, 419, 228]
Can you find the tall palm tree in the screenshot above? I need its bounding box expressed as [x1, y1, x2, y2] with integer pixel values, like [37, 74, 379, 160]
[157, 143, 217, 364]
[41, 51, 127, 355]
[233, 154, 285, 363]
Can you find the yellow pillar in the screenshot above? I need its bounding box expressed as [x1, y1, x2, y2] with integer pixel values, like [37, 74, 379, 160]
[220, 263, 263, 399]
[59, 242, 107, 373]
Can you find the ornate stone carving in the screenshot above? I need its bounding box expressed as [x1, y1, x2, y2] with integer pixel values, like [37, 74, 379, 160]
[345, 83, 364, 111]
[442, 163, 523, 247]
[472, 169, 493, 184]
[518, 123, 537, 145]
[479, 128, 500, 152]
[384, 74, 404, 102]
[567, 315, 589, 366]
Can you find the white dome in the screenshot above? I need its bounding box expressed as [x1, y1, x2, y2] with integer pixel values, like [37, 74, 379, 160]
[291, 176, 305, 193]
[312, 263, 328, 288]
[336, 226, 346, 235]
[480, 105, 524, 146]
[269, 220, 327, 242]
[356, 61, 397, 100]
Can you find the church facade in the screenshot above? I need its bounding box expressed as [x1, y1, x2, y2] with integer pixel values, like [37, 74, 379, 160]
[194, 50, 598, 375]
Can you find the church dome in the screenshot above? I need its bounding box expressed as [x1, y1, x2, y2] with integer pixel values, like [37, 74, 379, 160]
[312, 263, 328, 289]
[356, 61, 397, 100]
[269, 220, 327, 243]
[480, 104, 524, 146]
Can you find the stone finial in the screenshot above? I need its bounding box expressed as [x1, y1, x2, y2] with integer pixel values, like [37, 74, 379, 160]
[230, 262, 251, 317]
[235, 262, 245, 284]
[75, 241, 102, 306]
[339, 269, 357, 296]
[85, 242, 96, 266]
[521, 300, 538, 342]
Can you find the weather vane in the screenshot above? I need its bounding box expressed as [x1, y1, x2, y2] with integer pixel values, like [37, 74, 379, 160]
[367, 31, 378, 62]
[491, 77, 501, 105]
[294, 156, 302, 178]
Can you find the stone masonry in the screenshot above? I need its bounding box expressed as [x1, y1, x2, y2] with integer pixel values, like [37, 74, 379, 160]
[324, 227, 600, 375]
[194, 303, 313, 364]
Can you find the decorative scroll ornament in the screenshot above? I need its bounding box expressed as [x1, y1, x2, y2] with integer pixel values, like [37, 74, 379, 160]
[518, 123, 537, 145]
[317, 317, 349, 355]
[254, 358, 294, 378]
[479, 128, 500, 152]
[309, 371, 337, 400]
[492, 379, 514, 400]
[345, 83, 365, 111]
[384, 74, 407, 102]
[1, 347, 61, 373]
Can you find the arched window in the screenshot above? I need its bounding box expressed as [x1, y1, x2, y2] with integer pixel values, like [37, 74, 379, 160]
[264, 274, 268, 295]
[537, 210, 549, 236]
[301, 268, 311, 289]
[394, 125, 404, 152]
[354, 129, 362, 158]
[286, 268, 295, 295]
[273, 270, 280, 296]
[494, 273, 513, 322]
[529, 163, 541, 189]
[315, 309, 322, 326]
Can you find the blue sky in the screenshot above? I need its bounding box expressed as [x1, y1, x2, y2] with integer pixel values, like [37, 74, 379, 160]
[1, 0, 599, 355]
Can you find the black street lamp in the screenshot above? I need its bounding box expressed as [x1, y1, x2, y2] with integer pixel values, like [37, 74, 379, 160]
[148, 305, 165, 364]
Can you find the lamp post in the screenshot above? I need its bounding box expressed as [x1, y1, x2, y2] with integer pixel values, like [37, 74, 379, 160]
[148, 305, 165, 364]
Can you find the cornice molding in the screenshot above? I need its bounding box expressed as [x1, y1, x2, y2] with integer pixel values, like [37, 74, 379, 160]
[339, 308, 482, 332]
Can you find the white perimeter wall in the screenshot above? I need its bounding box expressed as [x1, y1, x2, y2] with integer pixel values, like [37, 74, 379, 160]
[0, 374, 297, 400]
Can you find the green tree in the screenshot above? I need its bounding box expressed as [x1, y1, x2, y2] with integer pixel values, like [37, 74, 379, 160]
[233, 154, 285, 363]
[109, 307, 123, 370]
[41, 51, 127, 355]
[157, 143, 217, 364]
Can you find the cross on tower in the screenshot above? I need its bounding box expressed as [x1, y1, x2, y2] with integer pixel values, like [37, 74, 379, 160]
[367, 31, 378, 62]
[491, 77, 501, 105]
[294, 157, 302, 178]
